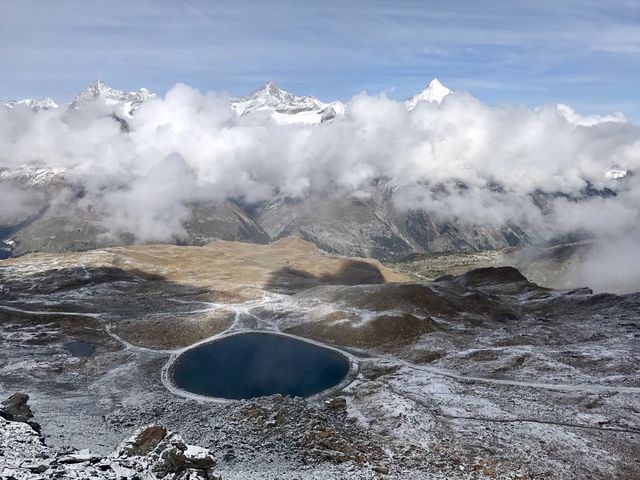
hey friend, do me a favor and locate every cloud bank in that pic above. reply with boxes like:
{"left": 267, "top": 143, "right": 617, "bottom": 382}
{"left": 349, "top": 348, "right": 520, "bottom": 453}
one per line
{"left": 1, "top": 84, "right": 639, "bottom": 291}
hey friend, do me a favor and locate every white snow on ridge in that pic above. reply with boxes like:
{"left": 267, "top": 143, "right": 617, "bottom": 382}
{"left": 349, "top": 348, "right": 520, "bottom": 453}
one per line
{"left": 1, "top": 98, "right": 58, "bottom": 111}
{"left": 406, "top": 78, "right": 452, "bottom": 110}
{"left": 230, "top": 81, "right": 344, "bottom": 125}
{"left": 605, "top": 167, "right": 628, "bottom": 180}
{"left": 3, "top": 78, "right": 632, "bottom": 134}
{"left": 70, "top": 80, "right": 156, "bottom": 118}
{"left": 0, "top": 165, "right": 66, "bottom": 187}
{"left": 556, "top": 104, "right": 627, "bottom": 127}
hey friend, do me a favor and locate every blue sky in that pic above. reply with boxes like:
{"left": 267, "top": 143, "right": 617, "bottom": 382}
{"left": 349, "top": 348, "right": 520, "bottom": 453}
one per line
{"left": 1, "top": 0, "right": 639, "bottom": 118}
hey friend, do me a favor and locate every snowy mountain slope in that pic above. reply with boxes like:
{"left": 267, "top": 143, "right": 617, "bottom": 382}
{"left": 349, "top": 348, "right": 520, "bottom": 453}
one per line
{"left": 406, "top": 78, "right": 452, "bottom": 110}
{"left": 556, "top": 103, "right": 627, "bottom": 126}
{"left": 231, "top": 81, "right": 344, "bottom": 125}
{"left": 69, "top": 80, "right": 155, "bottom": 117}
{"left": 605, "top": 167, "right": 628, "bottom": 179}
{"left": 1, "top": 98, "right": 58, "bottom": 111}
{"left": 0, "top": 165, "right": 65, "bottom": 188}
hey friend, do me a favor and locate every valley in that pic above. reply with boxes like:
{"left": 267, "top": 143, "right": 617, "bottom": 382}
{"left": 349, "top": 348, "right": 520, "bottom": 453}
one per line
{"left": 1, "top": 238, "right": 638, "bottom": 479}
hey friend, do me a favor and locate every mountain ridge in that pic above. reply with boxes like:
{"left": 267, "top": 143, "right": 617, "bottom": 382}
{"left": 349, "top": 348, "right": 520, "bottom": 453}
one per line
{"left": 1, "top": 97, "right": 58, "bottom": 111}
{"left": 69, "top": 79, "right": 156, "bottom": 117}
{"left": 230, "top": 81, "right": 345, "bottom": 124}
{"left": 1, "top": 78, "right": 453, "bottom": 121}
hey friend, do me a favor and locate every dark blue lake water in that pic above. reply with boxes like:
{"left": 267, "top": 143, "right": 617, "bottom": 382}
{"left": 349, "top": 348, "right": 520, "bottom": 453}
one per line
{"left": 65, "top": 340, "right": 96, "bottom": 357}
{"left": 171, "top": 332, "right": 350, "bottom": 400}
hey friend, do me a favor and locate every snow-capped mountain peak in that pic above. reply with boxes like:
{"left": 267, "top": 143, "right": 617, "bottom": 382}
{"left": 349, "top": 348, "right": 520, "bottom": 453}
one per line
{"left": 406, "top": 78, "right": 453, "bottom": 110}
{"left": 1, "top": 98, "right": 58, "bottom": 111}
{"left": 70, "top": 80, "right": 155, "bottom": 116}
{"left": 232, "top": 81, "right": 326, "bottom": 115}
{"left": 231, "top": 81, "right": 344, "bottom": 125}
{"left": 254, "top": 80, "right": 283, "bottom": 98}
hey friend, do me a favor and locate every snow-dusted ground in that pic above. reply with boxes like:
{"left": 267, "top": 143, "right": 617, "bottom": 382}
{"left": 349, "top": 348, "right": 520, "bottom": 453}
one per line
{"left": 0, "top": 250, "right": 638, "bottom": 479}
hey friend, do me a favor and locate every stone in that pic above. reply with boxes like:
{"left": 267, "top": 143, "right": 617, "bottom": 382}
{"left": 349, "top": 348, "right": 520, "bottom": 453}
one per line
{"left": 23, "top": 461, "right": 51, "bottom": 473}
{"left": 56, "top": 452, "right": 101, "bottom": 464}
{"left": 117, "top": 424, "right": 168, "bottom": 457}
{"left": 153, "top": 444, "right": 188, "bottom": 476}
{"left": 184, "top": 445, "right": 216, "bottom": 470}
{"left": 176, "top": 468, "right": 211, "bottom": 480}
{"left": 324, "top": 397, "right": 347, "bottom": 412}
{"left": 1, "top": 392, "right": 34, "bottom": 421}
{"left": 373, "top": 465, "right": 390, "bottom": 474}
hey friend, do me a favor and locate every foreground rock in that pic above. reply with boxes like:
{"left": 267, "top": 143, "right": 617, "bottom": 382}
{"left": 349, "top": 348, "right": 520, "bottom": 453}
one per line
{"left": 0, "top": 392, "right": 41, "bottom": 433}
{"left": 1, "top": 392, "right": 34, "bottom": 420}
{"left": 0, "top": 394, "right": 219, "bottom": 480}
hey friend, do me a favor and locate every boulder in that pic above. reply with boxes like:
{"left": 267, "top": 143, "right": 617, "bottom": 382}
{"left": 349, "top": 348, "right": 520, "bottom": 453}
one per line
{"left": 1, "top": 392, "right": 34, "bottom": 422}
{"left": 115, "top": 425, "right": 217, "bottom": 478}
{"left": 56, "top": 452, "right": 102, "bottom": 464}
{"left": 153, "top": 442, "right": 188, "bottom": 476}
{"left": 325, "top": 397, "right": 347, "bottom": 412}
{"left": 116, "top": 424, "right": 168, "bottom": 457}
{"left": 184, "top": 445, "right": 217, "bottom": 470}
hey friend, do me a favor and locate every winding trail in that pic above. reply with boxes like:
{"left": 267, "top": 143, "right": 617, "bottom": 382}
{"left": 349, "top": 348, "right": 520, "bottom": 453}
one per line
{"left": 388, "top": 386, "right": 640, "bottom": 436}
{"left": 399, "top": 361, "right": 640, "bottom": 394}
{"left": 0, "top": 304, "right": 103, "bottom": 319}
{"left": 2, "top": 301, "right": 640, "bottom": 396}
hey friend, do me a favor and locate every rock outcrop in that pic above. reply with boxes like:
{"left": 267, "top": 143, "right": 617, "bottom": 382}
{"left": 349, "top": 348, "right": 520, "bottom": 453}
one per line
{"left": 0, "top": 392, "right": 41, "bottom": 433}
{"left": 1, "top": 392, "right": 35, "bottom": 421}
{"left": 0, "top": 394, "right": 220, "bottom": 480}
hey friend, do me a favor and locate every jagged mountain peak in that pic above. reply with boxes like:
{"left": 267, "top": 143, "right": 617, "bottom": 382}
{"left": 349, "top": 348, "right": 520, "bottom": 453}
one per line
{"left": 87, "top": 79, "right": 152, "bottom": 95}
{"left": 243, "top": 81, "right": 313, "bottom": 103}
{"left": 427, "top": 78, "right": 445, "bottom": 89}
{"left": 406, "top": 78, "right": 453, "bottom": 110}
{"left": 70, "top": 80, "right": 155, "bottom": 115}
{"left": 231, "top": 82, "right": 342, "bottom": 124}
{"left": 78, "top": 79, "right": 121, "bottom": 98}
{"left": 253, "top": 80, "right": 282, "bottom": 96}
{"left": 91, "top": 79, "right": 108, "bottom": 89}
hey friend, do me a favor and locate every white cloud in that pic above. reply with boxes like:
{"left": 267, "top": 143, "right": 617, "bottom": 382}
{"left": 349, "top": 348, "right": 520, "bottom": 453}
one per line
{"left": 1, "top": 83, "right": 639, "bottom": 290}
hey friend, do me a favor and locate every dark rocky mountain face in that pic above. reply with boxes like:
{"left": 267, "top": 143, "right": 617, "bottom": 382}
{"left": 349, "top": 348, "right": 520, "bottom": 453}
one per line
{"left": 1, "top": 169, "right": 271, "bottom": 256}
{"left": 1, "top": 171, "right": 531, "bottom": 260}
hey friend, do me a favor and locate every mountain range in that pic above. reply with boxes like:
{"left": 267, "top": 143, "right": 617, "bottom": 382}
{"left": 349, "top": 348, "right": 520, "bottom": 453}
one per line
{"left": 0, "top": 79, "right": 629, "bottom": 261}
{"left": 5, "top": 78, "right": 626, "bottom": 128}
{"left": 1, "top": 78, "right": 451, "bottom": 124}
{"left": 0, "top": 169, "right": 531, "bottom": 261}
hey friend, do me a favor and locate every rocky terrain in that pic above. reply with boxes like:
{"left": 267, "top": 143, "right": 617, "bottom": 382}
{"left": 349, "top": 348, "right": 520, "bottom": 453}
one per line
{"left": 1, "top": 237, "right": 638, "bottom": 479}
{"left": 391, "top": 241, "right": 632, "bottom": 294}
{"left": 0, "top": 165, "right": 531, "bottom": 262}
{"left": 1, "top": 393, "right": 220, "bottom": 479}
